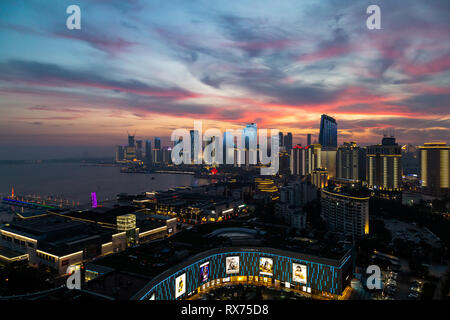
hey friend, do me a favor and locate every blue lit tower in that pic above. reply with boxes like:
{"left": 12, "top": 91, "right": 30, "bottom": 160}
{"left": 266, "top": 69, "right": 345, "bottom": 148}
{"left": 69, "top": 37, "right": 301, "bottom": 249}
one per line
{"left": 319, "top": 114, "right": 337, "bottom": 148}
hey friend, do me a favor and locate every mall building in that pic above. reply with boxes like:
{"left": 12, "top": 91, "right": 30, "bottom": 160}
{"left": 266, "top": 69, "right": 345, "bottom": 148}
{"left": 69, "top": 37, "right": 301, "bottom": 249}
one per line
{"left": 132, "top": 246, "right": 353, "bottom": 300}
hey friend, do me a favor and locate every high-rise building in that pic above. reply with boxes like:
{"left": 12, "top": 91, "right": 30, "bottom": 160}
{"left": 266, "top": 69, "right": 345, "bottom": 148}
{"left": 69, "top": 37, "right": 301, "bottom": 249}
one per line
{"left": 136, "top": 140, "right": 143, "bottom": 160}
{"left": 307, "top": 134, "right": 312, "bottom": 146}
{"left": 128, "top": 134, "right": 135, "bottom": 147}
{"left": 321, "top": 148, "right": 336, "bottom": 178}
{"left": 319, "top": 114, "right": 337, "bottom": 148}
{"left": 306, "top": 144, "right": 322, "bottom": 174}
{"left": 366, "top": 136, "right": 402, "bottom": 191}
{"left": 162, "top": 147, "right": 172, "bottom": 164}
{"left": 154, "top": 137, "right": 161, "bottom": 150}
{"left": 279, "top": 132, "right": 284, "bottom": 147}
{"left": 336, "top": 142, "right": 360, "bottom": 181}
{"left": 189, "top": 130, "right": 200, "bottom": 164}
{"left": 115, "top": 145, "right": 124, "bottom": 162}
{"left": 284, "top": 133, "right": 293, "bottom": 151}
{"left": 243, "top": 123, "right": 257, "bottom": 150}
{"left": 145, "top": 140, "right": 152, "bottom": 164}
{"left": 279, "top": 149, "right": 290, "bottom": 175}
{"left": 321, "top": 187, "right": 370, "bottom": 239}
{"left": 290, "top": 145, "right": 306, "bottom": 176}
{"left": 418, "top": 142, "right": 450, "bottom": 197}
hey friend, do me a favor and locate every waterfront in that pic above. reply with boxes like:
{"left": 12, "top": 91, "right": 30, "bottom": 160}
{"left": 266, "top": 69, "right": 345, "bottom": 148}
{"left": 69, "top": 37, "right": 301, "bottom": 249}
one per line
{"left": 0, "top": 162, "right": 209, "bottom": 205}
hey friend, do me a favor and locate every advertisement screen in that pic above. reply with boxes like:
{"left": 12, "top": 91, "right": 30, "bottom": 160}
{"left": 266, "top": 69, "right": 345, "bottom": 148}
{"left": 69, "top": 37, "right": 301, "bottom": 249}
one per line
{"left": 226, "top": 256, "right": 239, "bottom": 274}
{"left": 199, "top": 262, "right": 210, "bottom": 283}
{"left": 175, "top": 273, "right": 186, "bottom": 298}
{"left": 292, "top": 263, "right": 307, "bottom": 284}
{"left": 259, "top": 257, "right": 273, "bottom": 276}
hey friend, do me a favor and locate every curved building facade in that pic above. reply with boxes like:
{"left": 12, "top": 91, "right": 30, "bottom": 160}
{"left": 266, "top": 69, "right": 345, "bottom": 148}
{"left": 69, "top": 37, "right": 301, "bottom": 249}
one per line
{"left": 132, "top": 247, "right": 353, "bottom": 300}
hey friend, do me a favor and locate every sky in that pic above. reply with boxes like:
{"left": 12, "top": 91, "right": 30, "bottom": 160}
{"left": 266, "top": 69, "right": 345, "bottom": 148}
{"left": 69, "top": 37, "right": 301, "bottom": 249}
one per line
{"left": 0, "top": 0, "right": 449, "bottom": 159}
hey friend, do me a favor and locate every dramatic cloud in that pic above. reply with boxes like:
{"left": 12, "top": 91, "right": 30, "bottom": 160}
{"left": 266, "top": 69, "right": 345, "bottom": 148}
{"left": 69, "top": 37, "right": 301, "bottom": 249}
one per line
{"left": 0, "top": 0, "right": 449, "bottom": 149}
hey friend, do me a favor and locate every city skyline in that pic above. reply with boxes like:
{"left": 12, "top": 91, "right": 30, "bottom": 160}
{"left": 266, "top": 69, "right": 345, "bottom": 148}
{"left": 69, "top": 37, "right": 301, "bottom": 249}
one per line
{"left": 0, "top": 0, "right": 449, "bottom": 160}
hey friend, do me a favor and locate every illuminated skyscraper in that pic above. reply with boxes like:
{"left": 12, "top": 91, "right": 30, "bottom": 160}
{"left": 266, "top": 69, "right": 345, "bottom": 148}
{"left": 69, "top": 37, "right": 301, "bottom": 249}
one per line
{"left": 319, "top": 114, "right": 337, "bottom": 148}
{"left": 366, "top": 136, "right": 402, "bottom": 191}
{"left": 321, "top": 148, "right": 336, "bottom": 178}
{"left": 336, "top": 142, "right": 360, "bottom": 181}
{"left": 306, "top": 144, "right": 322, "bottom": 174}
{"left": 418, "top": 142, "right": 450, "bottom": 197}
{"left": 290, "top": 145, "right": 306, "bottom": 176}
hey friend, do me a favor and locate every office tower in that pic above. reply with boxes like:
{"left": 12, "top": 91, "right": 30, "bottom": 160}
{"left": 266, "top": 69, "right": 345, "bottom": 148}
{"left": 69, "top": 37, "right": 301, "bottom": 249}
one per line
{"left": 307, "top": 134, "right": 312, "bottom": 146}
{"left": 321, "top": 148, "right": 336, "bottom": 178}
{"left": 279, "top": 132, "right": 284, "bottom": 147}
{"left": 145, "top": 140, "right": 152, "bottom": 164}
{"left": 321, "top": 187, "right": 370, "bottom": 239}
{"left": 162, "top": 147, "right": 172, "bottom": 164}
{"left": 319, "top": 114, "right": 337, "bottom": 148}
{"left": 290, "top": 145, "right": 306, "bottom": 176}
{"left": 311, "top": 168, "right": 328, "bottom": 189}
{"left": 128, "top": 133, "right": 135, "bottom": 147}
{"left": 136, "top": 140, "right": 143, "bottom": 160}
{"left": 223, "top": 131, "right": 234, "bottom": 165}
{"left": 154, "top": 137, "right": 161, "bottom": 150}
{"left": 279, "top": 149, "right": 290, "bottom": 175}
{"left": 243, "top": 123, "right": 257, "bottom": 149}
{"left": 115, "top": 145, "right": 124, "bottom": 162}
{"left": 418, "top": 142, "right": 450, "bottom": 197}
{"left": 336, "top": 142, "right": 360, "bottom": 181}
{"left": 366, "top": 135, "right": 402, "bottom": 191}
{"left": 284, "top": 132, "right": 293, "bottom": 151}
{"left": 189, "top": 130, "right": 200, "bottom": 164}
{"left": 306, "top": 144, "right": 322, "bottom": 174}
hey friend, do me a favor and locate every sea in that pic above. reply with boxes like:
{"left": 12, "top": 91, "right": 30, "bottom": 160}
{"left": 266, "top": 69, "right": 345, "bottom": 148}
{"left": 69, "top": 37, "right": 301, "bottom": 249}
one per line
{"left": 0, "top": 162, "right": 209, "bottom": 205}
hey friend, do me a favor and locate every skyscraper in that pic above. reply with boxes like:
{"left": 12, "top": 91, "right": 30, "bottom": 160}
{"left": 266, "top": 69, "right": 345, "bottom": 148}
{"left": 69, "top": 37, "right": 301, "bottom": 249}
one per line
{"left": 154, "top": 137, "right": 161, "bottom": 150}
{"left": 115, "top": 145, "right": 124, "bottom": 162}
{"left": 336, "top": 142, "right": 360, "bottom": 181}
{"left": 145, "top": 140, "right": 152, "bottom": 165}
{"left": 318, "top": 114, "right": 337, "bottom": 148}
{"left": 306, "top": 144, "right": 322, "bottom": 174}
{"left": 290, "top": 145, "right": 306, "bottom": 176}
{"left": 128, "top": 133, "right": 135, "bottom": 147}
{"left": 307, "top": 134, "right": 312, "bottom": 146}
{"left": 190, "top": 130, "right": 200, "bottom": 164}
{"left": 418, "top": 142, "right": 450, "bottom": 197}
{"left": 279, "top": 132, "right": 284, "bottom": 147}
{"left": 136, "top": 140, "right": 143, "bottom": 160}
{"left": 284, "top": 132, "right": 293, "bottom": 151}
{"left": 366, "top": 136, "right": 402, "bottom": 191}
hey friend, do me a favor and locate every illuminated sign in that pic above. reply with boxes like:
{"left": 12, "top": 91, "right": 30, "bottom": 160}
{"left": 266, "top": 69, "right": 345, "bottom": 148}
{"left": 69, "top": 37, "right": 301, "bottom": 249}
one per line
{"left": 175, "top": 273, "right": 186, "bottom": 298}
{"left": 293, "top": 263, "right": 307, "bottom": 284}
{"left": 199, "top": 262, "right": 210, "bottom": 283}
{"left": 226, "top": 256, "right": 239, "bottom": 274}
{"left": 259, "top": 257, "right": 273, "bottom": 276}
